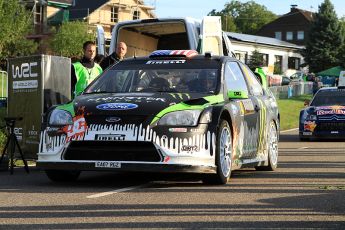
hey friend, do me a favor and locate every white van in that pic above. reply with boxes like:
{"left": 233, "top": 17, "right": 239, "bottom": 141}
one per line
{"left": 97, "top": 16, "right": 234, "bottom": 58}
{"left": 338, "top": 71, "right": 345, "bottom": 86}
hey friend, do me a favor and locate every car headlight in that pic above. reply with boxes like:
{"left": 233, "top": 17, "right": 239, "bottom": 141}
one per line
{"left": 49, "top": 109, "right": 73, "bottom": 126}
{"left": 158, "top": 110, "right": 202, "bottom": 126}
{"left": 306, "top": 114, "right": 317, "bottom": 121}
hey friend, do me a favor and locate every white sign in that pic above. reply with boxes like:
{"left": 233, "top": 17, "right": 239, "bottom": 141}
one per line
{"left": 13, "top": 80, "right": 38, "bottom": 89}
{"left": 12, "top": 62, "right": 38, "bottom": 78}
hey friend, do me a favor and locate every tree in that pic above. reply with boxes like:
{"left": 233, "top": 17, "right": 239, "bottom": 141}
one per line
{"left": 338, "top": 17, "right": 345, "bottom": 67}
{"left": 248, "top": 49, "right": 263, "bottom": 71}
{"left": 208, "top": 0, "right": 277, "bottom": 34}
{"left": 0, "top": 0, "right": 37, "bottom": 63}
{"left": 302, "top": 0, "right": 344, "bottom": 73}
{"left": 50, "top": 21, "right": 95, "bottom": 58}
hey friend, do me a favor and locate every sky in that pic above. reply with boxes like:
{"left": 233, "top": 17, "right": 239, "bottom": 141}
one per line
{"left": 151, "top": 0, "right": 345, "bottom": 19}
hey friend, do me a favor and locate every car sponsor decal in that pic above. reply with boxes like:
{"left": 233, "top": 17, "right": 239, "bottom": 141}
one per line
{"left": 304, "top": 121, "right": 317, "bottom": 132}
{"left": 146, "top": 60, "right": 186, "bottom": 65}
{"left": 96, "top": 103, "right": 138, "bottom": 111}
{"left": 316, "top": 106, "right": 345, "bottom": 116}
{"left": 240, "top": 100, "right": 255, "bottom": 115}
{"left": 236, "top": 121, "right": 260, "bottom": 158}
{"left": 88, "top": 96, "right": 166, "bottom": 103}
{"left": 257, "top": 99, "right": 267, "bottom": 155}
{"left": 62, "top": 114, "right": 87, "bottom": 142}
{"left": 169, "top": 93, "right": 191, "bottom": 100}
{"left": 41, "top": 122, "right": 216, "bottom": 157}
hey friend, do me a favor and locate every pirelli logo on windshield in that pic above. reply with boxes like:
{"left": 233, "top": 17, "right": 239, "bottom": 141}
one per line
{"left": 146, "top": 60, "right": 186, "bottom": 64}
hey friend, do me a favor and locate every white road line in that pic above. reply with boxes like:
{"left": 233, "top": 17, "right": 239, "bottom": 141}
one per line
{"left": 280, "top": 128, "right": 298, "bottom": 133}
{"left": 298, "top": 147, "right": 309, "bottom": 149}
{"left": 86, "top": 184, "right": 148, "bottom": 199}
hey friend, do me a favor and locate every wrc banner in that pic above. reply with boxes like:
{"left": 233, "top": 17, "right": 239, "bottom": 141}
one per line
{"left": 7, "top": 55, "right": 71, "bottom": 159}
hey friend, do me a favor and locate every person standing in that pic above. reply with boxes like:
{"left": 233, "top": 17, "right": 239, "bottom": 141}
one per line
{"left": 71, "top": 41, "right": 103, "bottom": 98}
{"left": 100, "top": 42, "right": 127, "bottom": 70}
{"left": 312, "top": 76, "right": 322, "bottom": 95}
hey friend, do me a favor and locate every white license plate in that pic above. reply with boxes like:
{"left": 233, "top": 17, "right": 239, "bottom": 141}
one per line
{"left": 95, "top": 161, "right": 121, "bottom": 168}
{"left": 303, "top": 132, "right": 312, "bottom": 136}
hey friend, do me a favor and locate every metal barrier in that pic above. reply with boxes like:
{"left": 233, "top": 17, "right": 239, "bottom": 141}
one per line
{"left": 0, "top": 71, "right": 8, "bottom": 107}
{"left": 269, "top": 82, "right": 313, "bottom": 99}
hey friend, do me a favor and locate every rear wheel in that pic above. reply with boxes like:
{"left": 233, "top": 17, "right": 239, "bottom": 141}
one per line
{"left": 203, "top": 119, "right": 232, "bottom": 185}
{"left": 45, "top": 170, "right": 81, "bottom": 182}
{"left": 256, "top": 121, "right": 278, "bottom": 171}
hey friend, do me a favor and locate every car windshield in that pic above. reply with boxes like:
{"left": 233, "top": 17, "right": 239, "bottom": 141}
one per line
{"left": 85, "top": 68, "right": 218, "bottom": 94}
{"left": 311, "top": 89, "right": 345, "bottom": 106}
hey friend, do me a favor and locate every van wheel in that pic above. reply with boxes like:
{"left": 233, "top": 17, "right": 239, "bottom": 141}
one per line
{"left": 45, "top": 170, "right": 81, "bottom": 182}
{"left": 256, "top": 121, "right": 278, "bottom": 171}
{"left": 203, "top": 119, "right": 232, "bottom": 185}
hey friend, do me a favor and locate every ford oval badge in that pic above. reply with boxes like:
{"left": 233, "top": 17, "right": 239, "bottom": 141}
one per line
{"left": 96, "top": 103, "right": 138, "bottom": 111}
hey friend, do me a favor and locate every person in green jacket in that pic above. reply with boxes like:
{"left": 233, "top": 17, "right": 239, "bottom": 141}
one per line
{"left": 71, "top": 41, "right": 103, "bottom": 98}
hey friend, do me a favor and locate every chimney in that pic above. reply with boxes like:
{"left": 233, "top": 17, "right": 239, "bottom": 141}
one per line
{"left": 291, "top": 4, "right": 298, "bottom": 11}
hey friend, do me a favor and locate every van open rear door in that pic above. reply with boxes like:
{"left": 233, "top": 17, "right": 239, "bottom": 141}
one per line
{"left": 200, "top": 16, "right": 223, "bottom": 55}
{"left": 96, "top": 25, "right": 105, "bottom": 56}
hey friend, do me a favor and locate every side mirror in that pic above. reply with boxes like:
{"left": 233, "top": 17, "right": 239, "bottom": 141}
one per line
{"left": 304, "top": 100, "right": 310, "bottom": 107}
{"left": 228, "top": 90, "right": 249, "bottom": 99}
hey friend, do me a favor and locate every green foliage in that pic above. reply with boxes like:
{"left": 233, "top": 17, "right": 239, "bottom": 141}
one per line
{"left": 208, "top": 0, "right": 277, "bottom": 34}
{"left": 302, "top": 0, "right": 344, "bottom": 73}
{"left": 50, "top": 21, "right": 95, "bottom": 57}
{"left": 248, "top": 49, "right": 263, "bottom": 71}
{"left": 0, "top": 0, "right": 37, "bottom": 63}
{"left": 277, "top": 95, "right": 313, "bottom": 130}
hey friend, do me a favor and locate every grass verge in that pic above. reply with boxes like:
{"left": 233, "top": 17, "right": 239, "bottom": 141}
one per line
{"left": 277, "top": 94, "right": 313, "bottom": 131}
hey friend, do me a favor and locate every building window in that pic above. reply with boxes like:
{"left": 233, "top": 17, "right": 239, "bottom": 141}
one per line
{"left": 111, "top": 7, "right": 119, "bottom": 23}
{"left": 275, "top": 32, "right": 282, "bottom": 40}
{"left": 260, "top": 53, "right": 269, "bottom": 67}
{"left": 286, "top": 31, "right": 293, "bottom": 41}
{"left": 235, "top": 51, "right": 247, "bottom": 63}
{"left": 297, "top": 31, "right": 304, "bottom": 40}
{"left": 133, "top": 10, "right": 140, "bottom": 20}
{"left": 274, "top": 55, "right": 283, "bottom": 74}
{"left": 288, "top": 57, "right": 301, "bottom": 70}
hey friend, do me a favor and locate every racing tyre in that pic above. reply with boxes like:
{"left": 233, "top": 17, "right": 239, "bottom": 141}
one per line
{"left": 45, "top": 170, "right": 81, "bottom": 182}
{"left": 203, "top": 119, "right": 232, "bottom": 185}
{"left": 255, "top": 121, "right": 278, "bottom": 171}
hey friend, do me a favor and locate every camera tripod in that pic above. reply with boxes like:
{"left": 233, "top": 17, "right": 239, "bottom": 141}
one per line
{"left": 0, "top": 117, "right": 29, "bottom": 174}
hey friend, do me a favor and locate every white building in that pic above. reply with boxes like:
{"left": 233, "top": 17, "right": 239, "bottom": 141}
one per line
{"left": 227, "top": 32, "right": 305, "bottom": 77}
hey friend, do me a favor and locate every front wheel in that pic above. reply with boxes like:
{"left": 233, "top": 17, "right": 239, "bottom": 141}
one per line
{"left": 203, "top": 119, "right": 232, "bottom": 185}
{"left": 45, "top": 170, "right": 81, "bottom": 182}
{"left": 256, "top": 121, "right": 278, "bottom": 171}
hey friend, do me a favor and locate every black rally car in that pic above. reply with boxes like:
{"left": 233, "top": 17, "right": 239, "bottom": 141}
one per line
{"left": 37, "top": 50, "right": 280, "bottom": 184}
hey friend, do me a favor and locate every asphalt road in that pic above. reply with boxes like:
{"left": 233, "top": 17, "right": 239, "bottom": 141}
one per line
{"left": 0, "top": 129, "right": 344, "bottom": 229}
